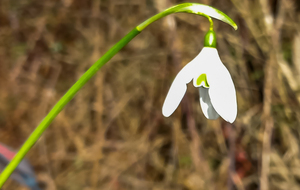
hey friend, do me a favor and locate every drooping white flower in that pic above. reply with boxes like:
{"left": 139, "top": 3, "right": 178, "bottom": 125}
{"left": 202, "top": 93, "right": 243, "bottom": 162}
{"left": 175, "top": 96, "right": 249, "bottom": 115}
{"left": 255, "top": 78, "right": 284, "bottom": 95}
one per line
{"left": 162, "top": 30, "right": 237, "bottom": 123}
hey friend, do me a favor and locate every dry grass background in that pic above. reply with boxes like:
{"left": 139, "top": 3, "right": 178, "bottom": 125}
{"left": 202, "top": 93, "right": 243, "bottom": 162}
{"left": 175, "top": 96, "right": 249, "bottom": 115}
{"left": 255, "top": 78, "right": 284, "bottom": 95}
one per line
{"left": 0, "top": 0, "right": 300, "bottom": 189}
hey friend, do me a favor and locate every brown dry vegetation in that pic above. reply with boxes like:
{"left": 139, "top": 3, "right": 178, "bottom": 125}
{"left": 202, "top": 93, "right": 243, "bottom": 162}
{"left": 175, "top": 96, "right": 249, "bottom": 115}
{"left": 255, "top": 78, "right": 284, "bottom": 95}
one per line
{"left": 0, "top": 0, "right": 300, "bottom": 189}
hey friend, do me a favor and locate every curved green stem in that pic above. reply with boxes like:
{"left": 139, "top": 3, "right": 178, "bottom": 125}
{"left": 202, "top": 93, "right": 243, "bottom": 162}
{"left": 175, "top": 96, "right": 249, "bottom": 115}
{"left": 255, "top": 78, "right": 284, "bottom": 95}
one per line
{"left": 0, "top": 28, "right": 140, "bottom": 187}
{"left": 0, "top": 3, "right": 237, "bottom": 187}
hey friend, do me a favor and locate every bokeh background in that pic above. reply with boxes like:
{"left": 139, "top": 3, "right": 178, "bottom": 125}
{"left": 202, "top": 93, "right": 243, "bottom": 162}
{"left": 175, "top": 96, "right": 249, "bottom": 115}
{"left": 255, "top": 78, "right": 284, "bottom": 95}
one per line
{"left": 0, "top": 0, "right": 300, "bottom": 189}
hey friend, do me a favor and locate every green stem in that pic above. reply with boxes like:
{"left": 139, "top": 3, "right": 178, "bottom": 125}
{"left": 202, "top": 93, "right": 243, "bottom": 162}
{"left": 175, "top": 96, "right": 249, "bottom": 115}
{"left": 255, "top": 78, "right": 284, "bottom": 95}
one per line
{"left": 0, "top": 28, "right": 140, "bottom": 187}
{"left": 0, "top": 3, "right": 237, "bottom": 187}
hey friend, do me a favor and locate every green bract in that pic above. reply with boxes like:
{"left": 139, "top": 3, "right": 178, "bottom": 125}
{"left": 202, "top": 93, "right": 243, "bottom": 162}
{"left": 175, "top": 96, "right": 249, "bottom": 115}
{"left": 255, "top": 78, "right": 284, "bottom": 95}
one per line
{"left": 137, "top": 3, "right": 238, "bottom": 31}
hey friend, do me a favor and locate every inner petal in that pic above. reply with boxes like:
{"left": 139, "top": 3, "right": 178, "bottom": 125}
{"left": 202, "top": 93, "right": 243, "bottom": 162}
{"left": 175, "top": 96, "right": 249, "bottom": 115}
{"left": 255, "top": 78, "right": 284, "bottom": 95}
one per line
{"left": 199, "top": 87, "right": 219, "bottom": 120}
{"left": 194, "top": 73, "right": 209, "bottom": 88}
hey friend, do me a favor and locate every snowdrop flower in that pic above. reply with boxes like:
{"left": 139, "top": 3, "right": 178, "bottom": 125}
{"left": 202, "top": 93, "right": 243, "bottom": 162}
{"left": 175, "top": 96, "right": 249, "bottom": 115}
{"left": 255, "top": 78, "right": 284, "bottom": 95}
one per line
{"left": 162, "top": 30, "right": 237, "bottom": 123}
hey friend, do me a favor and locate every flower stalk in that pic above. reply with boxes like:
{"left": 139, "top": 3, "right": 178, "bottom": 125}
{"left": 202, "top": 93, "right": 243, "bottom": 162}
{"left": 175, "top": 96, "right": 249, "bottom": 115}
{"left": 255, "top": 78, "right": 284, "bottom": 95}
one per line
{"left": 0, "top": 3, "right": 237, "bottom": 187}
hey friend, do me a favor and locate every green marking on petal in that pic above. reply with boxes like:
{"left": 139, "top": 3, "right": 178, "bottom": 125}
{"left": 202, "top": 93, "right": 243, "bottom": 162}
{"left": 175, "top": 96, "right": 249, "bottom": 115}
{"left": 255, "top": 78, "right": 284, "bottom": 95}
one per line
{"left": 196, "top": 74, "right": 209, "bottom": 87}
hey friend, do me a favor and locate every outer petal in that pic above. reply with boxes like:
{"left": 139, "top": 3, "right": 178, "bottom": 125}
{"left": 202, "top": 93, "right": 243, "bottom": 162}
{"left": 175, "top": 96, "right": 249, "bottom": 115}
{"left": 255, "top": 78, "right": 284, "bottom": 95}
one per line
{"left": 205, "top": 48, "right": 237, "bottom": 123}
{"left": 162, "top": 54, "right": 200, "bottom": 117}
{"left": 199, "top": 87, "right": 219, "bottom": 119}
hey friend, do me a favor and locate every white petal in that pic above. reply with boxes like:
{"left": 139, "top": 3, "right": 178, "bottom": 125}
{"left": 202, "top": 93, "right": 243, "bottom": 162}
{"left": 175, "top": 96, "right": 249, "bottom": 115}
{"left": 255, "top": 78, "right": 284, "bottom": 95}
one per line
{"left": 199, "top": 87, "right": 219, "bottom": 119}
{"left": 162, "top": 55, "right": 199, "bottom": 117}
{"left": 162, "top": 80, "right": 187, "bottom": 117}
{"left": 192, "top": 48, "right": 217, "bottom": 87}
{"left": 205, "top": 48, "right": 237, "bottom": 123}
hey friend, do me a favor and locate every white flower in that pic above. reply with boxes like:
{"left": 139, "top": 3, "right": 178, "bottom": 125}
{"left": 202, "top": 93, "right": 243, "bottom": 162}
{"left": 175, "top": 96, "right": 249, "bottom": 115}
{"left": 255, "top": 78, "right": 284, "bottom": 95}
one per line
{"left": 162, "top": 47, "right": 237, "bottom": 123}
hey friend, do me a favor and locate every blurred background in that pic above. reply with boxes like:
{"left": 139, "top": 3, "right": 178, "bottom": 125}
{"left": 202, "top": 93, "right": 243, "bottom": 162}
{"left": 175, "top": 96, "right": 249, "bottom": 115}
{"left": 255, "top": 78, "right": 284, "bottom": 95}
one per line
{"left": 0, "top": 0, "right": 300, "bottom": 189}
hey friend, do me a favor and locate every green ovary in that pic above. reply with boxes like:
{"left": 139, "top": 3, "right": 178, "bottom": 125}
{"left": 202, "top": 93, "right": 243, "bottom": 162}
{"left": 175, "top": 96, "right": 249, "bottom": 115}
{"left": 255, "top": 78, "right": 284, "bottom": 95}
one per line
{"left": 196, "top": 74, "right": 209, "bottom": 87}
